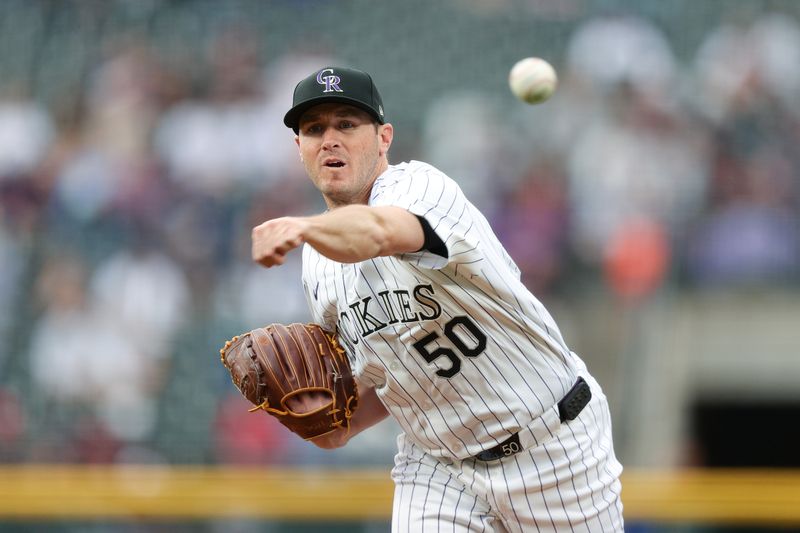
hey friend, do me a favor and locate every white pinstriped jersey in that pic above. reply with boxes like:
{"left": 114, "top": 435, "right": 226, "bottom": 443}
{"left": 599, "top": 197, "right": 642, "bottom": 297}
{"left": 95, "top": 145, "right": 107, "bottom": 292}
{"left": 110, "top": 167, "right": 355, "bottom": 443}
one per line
{"left": 302, "top": 160, "right": 583, "bottom": 459}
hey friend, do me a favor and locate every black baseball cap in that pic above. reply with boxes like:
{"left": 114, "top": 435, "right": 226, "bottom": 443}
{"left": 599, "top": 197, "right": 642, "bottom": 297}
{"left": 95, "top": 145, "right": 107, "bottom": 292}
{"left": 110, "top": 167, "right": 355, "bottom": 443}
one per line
{"left": 283, "top": 66, "right": 386, "bottom": 133}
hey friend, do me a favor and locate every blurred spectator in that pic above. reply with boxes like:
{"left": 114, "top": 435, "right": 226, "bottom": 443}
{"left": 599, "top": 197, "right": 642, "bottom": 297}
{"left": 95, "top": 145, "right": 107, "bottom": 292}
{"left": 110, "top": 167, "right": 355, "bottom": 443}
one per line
{"left": 154, "top": 23, "right": 289, "bottom": 194}
{"left": 160, "top": 192, "right": 231, "bottom": 308}
{"left": 420, "top": 90, "right": 513, "bottom": 210}
{"left": 603, "top": 217, "right": 670, "bottom": 302}
{"left": 83, "top": 39, "right": 167, "bottom": 163}
{"left": 0, "top": 171, "right": 49, "bottom": 237}
{"left": 0, "top": 96, "right": 55, "bottom": 179}
{"left": 566, "top": 15, "right": 677, "bottom": 94}
{"left": 566, "top": 84, "right": 710, "bottom": 264}
{"left": 692, "top": 14, "right": 800, "bottom": 126}
{"left": 28, "top": 252, "right": 163, "bottom": 452}
{"left": 52, "top": 148, "right": 126, "bottom": 223}
{"left": 89, "top": 231, "right": 191, "bottom": 360}
{"left": 750, "top": 14, "right": 800, "bottom": 116}
{"left": 492, "top": 157, "right": 570, "bottom": 295}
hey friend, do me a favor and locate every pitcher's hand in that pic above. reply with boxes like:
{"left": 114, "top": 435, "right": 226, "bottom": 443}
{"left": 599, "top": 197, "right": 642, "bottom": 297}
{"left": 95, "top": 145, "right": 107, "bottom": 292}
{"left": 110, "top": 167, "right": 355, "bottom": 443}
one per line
{"left": 252, "top": 217, "right": 308, "bottom": 267}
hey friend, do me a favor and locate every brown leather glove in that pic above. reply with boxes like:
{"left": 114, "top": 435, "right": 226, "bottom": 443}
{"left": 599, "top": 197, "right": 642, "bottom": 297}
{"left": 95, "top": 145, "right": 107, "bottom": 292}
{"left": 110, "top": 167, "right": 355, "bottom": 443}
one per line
{"left": 220, "top": 323, "right": 358, "bottom": 440}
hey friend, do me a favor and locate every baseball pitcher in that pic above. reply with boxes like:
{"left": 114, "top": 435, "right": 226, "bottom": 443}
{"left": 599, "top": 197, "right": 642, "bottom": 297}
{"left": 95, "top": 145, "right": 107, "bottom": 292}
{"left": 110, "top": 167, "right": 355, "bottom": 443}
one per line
{"left": 228, "top": 66, "right": 624, "bottom": 532}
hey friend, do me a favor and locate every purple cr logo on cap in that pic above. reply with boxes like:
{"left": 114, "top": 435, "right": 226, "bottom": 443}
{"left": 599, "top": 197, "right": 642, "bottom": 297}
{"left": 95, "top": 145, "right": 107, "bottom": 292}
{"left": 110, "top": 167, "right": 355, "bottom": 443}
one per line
{"left": 316, "top": 68, "right": 343, "bottom": 93}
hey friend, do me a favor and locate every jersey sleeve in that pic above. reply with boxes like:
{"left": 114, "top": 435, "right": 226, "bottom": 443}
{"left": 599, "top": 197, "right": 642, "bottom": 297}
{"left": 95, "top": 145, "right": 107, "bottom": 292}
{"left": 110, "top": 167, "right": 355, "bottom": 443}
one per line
{"left": 370, "top": 161, "right": 481, "bottom": 270}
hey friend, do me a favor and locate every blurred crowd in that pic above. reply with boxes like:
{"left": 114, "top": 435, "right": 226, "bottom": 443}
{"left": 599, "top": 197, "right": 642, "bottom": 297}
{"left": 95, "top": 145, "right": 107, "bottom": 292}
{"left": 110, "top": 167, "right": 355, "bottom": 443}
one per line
{"left": 1, "top": 12, "right": 799, "bottom": 467}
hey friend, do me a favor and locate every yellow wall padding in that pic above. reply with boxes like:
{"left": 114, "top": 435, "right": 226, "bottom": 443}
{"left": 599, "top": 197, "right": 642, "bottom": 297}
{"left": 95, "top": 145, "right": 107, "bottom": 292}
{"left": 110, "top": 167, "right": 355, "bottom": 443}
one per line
{"left": 0, "top": 466, "right": 798, "bottom": 525}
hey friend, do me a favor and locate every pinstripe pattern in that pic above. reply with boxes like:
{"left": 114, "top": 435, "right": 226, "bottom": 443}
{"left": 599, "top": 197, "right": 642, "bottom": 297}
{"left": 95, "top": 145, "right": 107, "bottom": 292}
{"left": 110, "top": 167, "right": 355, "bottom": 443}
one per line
{"left": 390, "top": 372, "right": 623, "bottom": 532}
{"left": 301, "top": 161, "right": 623, "bottom": 530}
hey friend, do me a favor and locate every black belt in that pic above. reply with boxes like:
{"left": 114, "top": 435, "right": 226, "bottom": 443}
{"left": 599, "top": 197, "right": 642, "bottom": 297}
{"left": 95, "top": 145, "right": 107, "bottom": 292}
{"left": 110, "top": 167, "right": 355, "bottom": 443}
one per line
{"left": 473, "top": 377, "right": 591, "bottom": 462}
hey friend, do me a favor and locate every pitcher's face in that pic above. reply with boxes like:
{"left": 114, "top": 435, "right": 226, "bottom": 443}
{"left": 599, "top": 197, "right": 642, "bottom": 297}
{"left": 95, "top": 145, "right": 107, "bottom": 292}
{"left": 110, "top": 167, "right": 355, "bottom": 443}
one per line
{"left": 296, "top": 103, "right": 393, "bottom": 207}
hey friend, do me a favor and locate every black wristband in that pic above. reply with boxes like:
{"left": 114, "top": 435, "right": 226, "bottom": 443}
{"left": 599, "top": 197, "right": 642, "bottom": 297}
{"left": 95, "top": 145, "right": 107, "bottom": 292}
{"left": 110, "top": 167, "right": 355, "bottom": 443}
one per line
{"left": 415, "top": 215, "right": 448, "bottom": 258}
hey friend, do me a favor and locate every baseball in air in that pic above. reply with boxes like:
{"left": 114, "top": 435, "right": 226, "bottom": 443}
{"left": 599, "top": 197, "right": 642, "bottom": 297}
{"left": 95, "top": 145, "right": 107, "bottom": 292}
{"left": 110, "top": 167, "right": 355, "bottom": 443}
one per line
{"left": 508, "top": 57, "right": 557, "bottom": 104}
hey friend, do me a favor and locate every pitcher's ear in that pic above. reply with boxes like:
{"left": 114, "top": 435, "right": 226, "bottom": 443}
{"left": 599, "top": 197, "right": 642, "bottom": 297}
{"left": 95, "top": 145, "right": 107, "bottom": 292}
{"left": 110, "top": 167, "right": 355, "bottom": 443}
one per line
{"left": 378, "top": 122, "right": 394, "bottom": 156}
